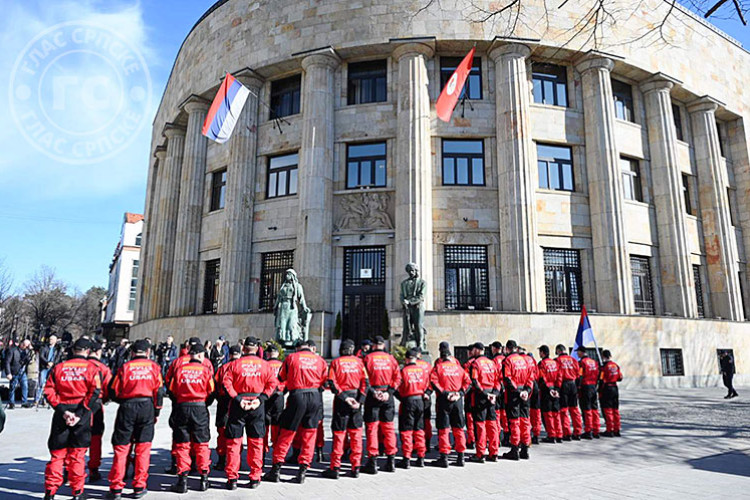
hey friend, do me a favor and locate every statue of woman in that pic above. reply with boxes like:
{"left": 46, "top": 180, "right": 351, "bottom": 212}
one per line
{"left": 273, "top": 269, "right": 311, "bottom": 345}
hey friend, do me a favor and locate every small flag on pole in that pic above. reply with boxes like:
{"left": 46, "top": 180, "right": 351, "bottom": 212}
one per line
{"left": 572, "top": 305, "right": 601, "bottom": 362}
{"left": 435, "top": 47, "right": 475, "bottom": 122}
{"left": 202, "top": 73, "right": 250, "bottom": 144}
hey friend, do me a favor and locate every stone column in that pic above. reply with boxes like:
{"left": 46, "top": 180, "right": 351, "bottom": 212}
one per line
{"left": 576, "top": 55, "right": 632, "bottom": 314}
{"left": 153, "top": 123, "right": 185, "bottom": 318}
{"left": 489, "top": 43, "right": 544, "bottom": 312}
{"left": 218, "top": 72, "right": 263, "bottom": 314}
{"left": 296, "top": 50, "right": 339, "bottom": 312}
{"left": 137, "top": 145, "right": 166, "bottom": 322}
{"left": 640, "top": 76, "right": 696, "bottom": 317}
{"left": 169, "top": 96, "right": 210, "bottom": 316}
{"left": 393, "top": 42, "right": 434, "bottom": 309}
{"left": 687, "top": 97, "right": 743, "bottom": 320}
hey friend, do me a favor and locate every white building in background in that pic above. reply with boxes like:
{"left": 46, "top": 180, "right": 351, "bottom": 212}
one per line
{"left": 102, "top": 212, "right": 143, "bottom": 339}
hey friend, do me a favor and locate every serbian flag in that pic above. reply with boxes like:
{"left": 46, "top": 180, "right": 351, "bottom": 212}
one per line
{"left": 435, "top": 47, "right": 475, "bottom": 122}
{"left": 572, "top": 305, "right": 602, "bottom": 362}
{"left": 202, "top": 73, "right": 250, "bottom": 144}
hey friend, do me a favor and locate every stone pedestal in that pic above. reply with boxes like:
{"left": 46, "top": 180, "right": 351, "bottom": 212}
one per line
{"left": 137, "top": 145, "right": 166, "bottom": 322}
{"left": 489, "top": 43, "right": 544, "bottom": 312}
{"left": 576, "top": 54, "right": 632, "bottom": 314}
{"left": 641, "top": 76, "right": 696, "bottom": 317}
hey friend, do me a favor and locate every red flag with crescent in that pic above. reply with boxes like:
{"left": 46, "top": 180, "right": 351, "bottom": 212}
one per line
{"left": 435, "top": 47, "right": 475, "bottom": 122}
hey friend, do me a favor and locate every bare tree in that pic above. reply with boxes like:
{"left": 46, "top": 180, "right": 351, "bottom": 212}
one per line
{"left": 73, "top": 286, "right": 106, "bottom": 334}
{"left": 0, "top": 257, "right": 13, "bottom": 307}
{"left": 23, "top": 266, "right": 75, "bottom": 339}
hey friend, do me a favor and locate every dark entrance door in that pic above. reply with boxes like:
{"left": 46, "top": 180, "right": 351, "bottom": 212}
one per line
{"left": 343, "top": 246, "right": 386, "bottom": 347}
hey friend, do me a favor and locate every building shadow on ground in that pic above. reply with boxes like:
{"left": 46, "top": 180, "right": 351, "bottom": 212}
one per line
{"left": 687, "top": 450, "right": 750, "bottom": 478}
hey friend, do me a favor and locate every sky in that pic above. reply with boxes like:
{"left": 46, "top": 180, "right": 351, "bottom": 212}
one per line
{"left": 0, "top": 0, "right": 748, "bottom": 295}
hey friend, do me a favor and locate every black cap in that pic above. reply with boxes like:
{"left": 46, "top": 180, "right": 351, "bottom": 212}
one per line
{"left": 305, "top": 339, "right": 317, "bottom": 348}
{"left": 538, "top": 345, "right": 550, "bottom": 355}
{"left": 556, "top": 344, "right": 567, "bottom": 353}
{"left": 505, "top": 339, "right": 517, "bottom": 350}
{"left": 90, "top": 340, "right": 103, "bottom": 352}
{"left": 341, "top": 339, "right": 355, "bottom": 350}
{"left": 265, "top": 343, "right": 279, "bottom": 353}
{"left": 406, "top": 348, "right": 418, "bottom": 359}
{"left": 229, "top": 345, "right": 242, "bottom": 355}
{"left": 244, "top": 336, "right": 260, "bottom": 347}
{"left": 602, "top": 349, "right": 611, "bottom": 358}
{"left": 490, "top": 341, "right": 503, "bottom": 350}
{"left": 374, "top": 336, "right": 385, "bottom": 344}
{"left": 188, "top": 337, "right": 201, "bottom": 346}
{"left": 575, "top": 345, "right": 586, "bottom": 352}
{"left": 472, "top": 342, "right": 485, "bottom": 351}
{"left": 189, "top": 343, "right": 206, "bottom": 355}
{"left": 439, "top": 341, "right": 450, "bottom": 351}
{"left": 132, "top": 339, "right": 150, "bottom": 353}
{"left": 361, "top": 339, "right": 372, "bottom": 346}
{"left": 73, "top": 338, "right": 91, "bottom": 351}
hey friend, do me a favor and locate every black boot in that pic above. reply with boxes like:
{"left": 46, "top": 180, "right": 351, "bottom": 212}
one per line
{"left": 350, "top": 467, "right": 360, "bottom": 478}
{"left": 226, "top": 479, "right": 237, "bottom": 491}
{"left": 287, "top": 448, "right": 300, "bottom": 465}
{"left": 455, "top": 452, "right": 465, "bottom": 467}
{"left": 171, "top": 474, "right": 188, "bottom": 494}
{"left": 383, "top": 455, "right": 396, "bottom": 472}
{"left": 555, "top": 438, "right": 563, "bottom": 443}
{"left": 322, "top": 467, "right": 340, "bottom": 479}
{"left": 468, "top": 454, "right": 485, "bottom": 463}
{"left": 502, "top": 446, "right": 520, "bottom": 461}
{"left": 542, "top": 437, "right": 556, "bottom": 443}
{"left": 262, "top": 463, "right": 281, "bottom": 483}
{"left": 44, "top": 491, "right": 55, "bottom": 500}
{"left": 213, "top": 455, "right": 226, "bottom": 471}
{"left": 199, "top": 474, "right": 209, "bottom": 491}
{"left": 614, "top": 430, "right": 621, "bottom": 437}
{"left": 415, "top": 457, "right": 425, "bottom": 468}
{"left": 519, "top": 445, "right": 529, "bottom": 460}
{"left": 486, "top": 454, "right": 497, "bottom": 462}
{"left": 71, "top": 491, "right": 86, "bottom": 500}
{"left": 465, "top": 441, "right": 475, "bottom": 450}
{"left": 295, "top": 465, "right": 307, "bottom": 484}
{"left": 431, "top": 454, "right": 449, "bottom": 468}
{"left": 248, "top": 479, "right": 259, "bottom": 489}
{"left": 164, "top": 456, "right": 177, "bottom": 474}
{"left": 532, "top": 436, "right": 539, "bottom": 445}
{"left": 581, "top": 432, "right": 593, "bottom": 440}
{"left": 563, "top": 435, "right": 572, "bottom": 442}
{"left": 572, "top": 434, "right": 581, "bottom": 441}
{"left": 397, "top": 457, "right": 410, "bottom": 469}
{"left": 362, "top": 457, "right": 378, "bottom": 475}
{"left": 107, "top": 490, "right": 122, "bottom": 500}
{"left": 593, "top": 433, "right": 600, "bottom": 439}
{"left": 132, "top": 487, "right": 147, "bottom": 499}
{"left": 602, "top": 431, "right": 614, "bottom": 437}
{"left": 89, "top": 468, "right": 101, "bottom": 482}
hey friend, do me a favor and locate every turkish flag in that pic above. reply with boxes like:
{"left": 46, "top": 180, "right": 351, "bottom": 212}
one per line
{"left": 435, "top": 47, "right": 475, "bottom": 122}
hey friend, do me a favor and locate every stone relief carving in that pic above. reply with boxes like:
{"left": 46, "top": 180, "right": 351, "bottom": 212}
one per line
{"left": 335, "top": 192, "right": 393, "bottom": 231}
{"left": 433, "top": 232, "right": 500, "bottom": 244}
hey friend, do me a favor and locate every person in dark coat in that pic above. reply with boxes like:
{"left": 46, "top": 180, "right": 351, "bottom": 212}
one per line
{"left": 36, "top": 334, "right": 63, "bottom": 406}
{"left": 720, "top": 353, "right": 739, "bottom": 399}
{"left": 5, "top": 339, "right": 33, "bottom": 408}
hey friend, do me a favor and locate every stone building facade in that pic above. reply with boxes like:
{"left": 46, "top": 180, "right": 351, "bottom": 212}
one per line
{"left": 133, "top": 0, "right": 750, "bottom": 387}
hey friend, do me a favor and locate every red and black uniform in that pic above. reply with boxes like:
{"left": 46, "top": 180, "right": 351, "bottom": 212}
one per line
{"left": 492, "top": 354, "right": 509, "bottom": 436}
{"left": 600, "top": 360, "right": 623, "bottom": 434}
{"left": 327, "top": 355, "right": 368, "bottom": 470}
{"left": 264, "top": 358, "right": 284, "bottom": 453}
{"left": 169, "top": 359, "right": 215, "bottom": 476}
{"left": 397, "top": 361, "right": 431, "bottom": 460}
{"left": 213, "top": 359, "right": 235, "bottom": 464}
{"left": 463, "top": 357, "right": 477, "bottom": 447}
{"left": 108, "top": 356, "right": 163, "bottom": 494}
{"left": 469, "top": 355, "right": 501, "bottom": 458}
{"left": 502, "top": 353, "right": 533, "bottom": 448}
{"left": 556, "top": 353, "right": 583, "bottom": 437}
{"left": 415, "top": 358, "right": 433, "bottom": 446}
{"left": 88, "top": 356, "right": 112, "bottom": 473}
{"left": 524, "top": 354, "right": 542, "bottom": 439}
{"left": 363, "top": 349, "right": 401, "bottom": 458}
{"left": 430, "top": 357, "right": 471, "bottom": 454}
{"left": 578, "top": 355, "right": 601, "bottom": 436}
{"left": 271, "top": 349, "right": 328, "bottom": 467}
{"left": 222, "top": 354, "right": 278, "bottom": 481}
{"left": 43, "top": 356, "right": 101, "bottom": 497}
{"left": 537, "top": 357, "right": 563, "bottom": 439}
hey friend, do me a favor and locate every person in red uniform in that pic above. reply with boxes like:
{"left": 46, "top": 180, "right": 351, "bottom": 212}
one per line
{"left": 263, "top": 339, "right": 328, "bottom": 484}
{"left": 576, "top": 346, "right": 601, "bottom": 439}
{"left": 555, "top": 344, "right": 583, "bottom": 441}
{"left": 323, "top": 339, "right": 368, "bottom": 479}
{"left": 537, "top": 345, "right": 563, "bottom": 443}
{"left": 490, "top": 341, "right": 509, "bottom": 447}
{"left": 502, "top": 340, "right": 534, "bottom": 461}
{"left": 599, "top": 349, "right": 623, "bottom": 437}
{"left": 522, "top": 348, "right": 542, "bottom": 445}
{"left": 361, "top": 335, "right": 401, "bottom": 474}
{"left": 415, "top": 351, "right": 433, "bottom": 452}
{"left": 463, "top": 351, "right": 477, "bottom": 451}
{"left": 430, "top": 341, "right": 471, "bottom": 468}
{"left": 466, "top": 342, "right": 501, "bottom": 462}
{"left": 396, "top": 348, "right": 431, "bottom": 469}
{"left": 213, "top": 345, "right": 241, "bottom": 471}
{"left": 88, "top": 340, "right": 113, "bottom": 482}
{"left": 222, "top": 337, "right": 277, "bottom": 490}
{"left": 108, "top": 340, "right": 164, "bottom": 500}
{"left": 43, "top": 338, "right": 101, "bottom": 500}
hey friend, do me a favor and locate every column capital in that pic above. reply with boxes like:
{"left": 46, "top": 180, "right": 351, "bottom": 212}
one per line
{"left": 687, "top": 95, "right": 722, "bottom": 114}
{"left": 391, "top": 40, "right": 435, "bottom": 62}
{"left": 179, "top": 94, "right": 211, "bottom": 115}
{"left": 162, "top": 122, "right": 186, "bottom": 139}
{"left": 488, "top": 43, "right": 531, "bottom": 62}
{"left": 574, "top": 52, "right": 615, "bottom": 74}
{"left": 640, "top": 72, "right": 681, "bottom": 95}
{"left": 153, "top": 144, "right": 167, "bottom": 161}
{"left": 231, "top": 67, "right": 264, "bottom": 90}
{"left": 298, "top": 46, "right": 341, "bottom": 71}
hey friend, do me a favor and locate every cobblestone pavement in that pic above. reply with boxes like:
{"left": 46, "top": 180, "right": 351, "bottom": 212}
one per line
{"left": 1, "top": 386, "right": 748, "bottom": 499}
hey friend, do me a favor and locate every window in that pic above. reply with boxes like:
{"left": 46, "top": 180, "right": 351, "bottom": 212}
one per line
{"left": 727, "top": 188, "right": 737, "bottom": 226}
{"left": 621, "top": 157, "right": 643, "bottom": 202}
{"left": 347, "top": 60, "right": 387, "bottom": 105}
{"left": 543, "top": 248, "right": 583, "bottom": 312}
{"left": 259, "top": 250, "right": 294, "bottom": 310}
{"left": 346, "top": 143, "right": 387, "bottom": 189}
{"left": 537, "top": 143, "right": 574, "bottom": 191}
{"left": 672, "top": 103, "right": 684, "bottom": 142}
{"left": 682, "top": 174, "right": 695, "bottom": 216}
{"left": 442, "top": 139, "right": 485, "bottom": 186}
{"left": 739, "top": 272, "right": 747, "bottom": 318}
{"left": 210, "top": 169, "right": 227, "bottom": 211}
{"left": 631, "top": 256, "right": 655, "bottom": 314}
{"left": 612, "top": 79, "right": 634, "bottom": 122}
{"left": 267, "top": 153, "right": 298, "bottom": 199}
{"left": 532, "top": 63, "right": 568, "bottom": 107}
{"left": 716, "top": 121, "right": 726, "bottom": 157}
{"left": 128, "top": 259, "right": 139, "bottom": 311}
{"left": 444, "top": 245, "right": 489, "bottom": 310}
{"left": 203, "top": 259, "right": 220, "bottom": 314}
{"left": 693, "top": 265, "right": 705, "bottom": 318}
{"left": 440, "top": 56, "right": 482, "bottom": 100}
{"left": 660, "top": 348, "right": 684, "bottom": 376}
{"left": 135, "top": 233, "right": 142, "bottom": 246}
{"left": 270, "top": 75, "right": 301, "bottom": 119}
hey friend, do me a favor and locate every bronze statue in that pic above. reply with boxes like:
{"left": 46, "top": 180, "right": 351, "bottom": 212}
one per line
{"left": 273, "top": 269, "right": 311, "bottom": 345}
{"left": 400, "top": 262, "right": 427, "bottom": 351}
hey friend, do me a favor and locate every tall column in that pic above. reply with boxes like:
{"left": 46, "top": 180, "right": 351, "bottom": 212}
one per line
{"left": 393, "top": 42, "right": 434, "bottom": 309}
{"left": 640, "top": 76, "right": 696, "bottom": 317}
{"left": 687, "top": 97, "right": 743, "bottom": 320}
{"left": 170, "top": 96, "right": 210, "bottom": 316}
{"left": 489, "top": 43, "right": 544, "bottom": 312}
{"left": 137, "top": 145, "right": 166, "bottom": 322}
{"left": 576, "top": 54, "right": 632, "bottom": 314}
{"left": 218, "top": 72, "right": 263, "bottom": 314}
{"left": 153, "top": 123, "right": 185, "bottom": 318}
{"left": 296, "top": 50, "right": 339, "bottom": 312}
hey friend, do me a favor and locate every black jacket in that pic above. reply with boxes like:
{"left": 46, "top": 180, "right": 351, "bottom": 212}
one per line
{"left": 4, "top": 346, "right": 32, "bottom": 376}
{"left": 720, "top": 355, "right": 735, "bottom": 375}
{"left": 38, "top": 344, "right": 62, "bottom": 370}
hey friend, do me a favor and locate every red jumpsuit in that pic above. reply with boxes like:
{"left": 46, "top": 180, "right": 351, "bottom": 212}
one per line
{"left": 415, "top": 358, "right": 433, "bottom": 446}
{"left": 556, "top": 354, "right": 583, "bottom": 437}
{"left": 213, "top": 359, "right": 235, "bottom": 462}
{"left": 463, "top": 357, "right": 477, "bottom": 446}
{"left": 88, "top": 357, "right": 113, "bottom": 473}
{"left": 538, "top": 357, "right": 563, "bottom": 439}
{"left": 363, "top": 350, "right": 401, "bottom": 458}
{"left": 108, "top": 356, "right": 163, "bottom": 493}
{"left": 524, "top": 354, "right": 542, "bottom": 439}
{"left": 327, "top": 355, "right": 368, "bottom": 470}
{"left": 272, "top": 349, "right": 328, "bottom": 467}
{"left": 43, "top": 355, "right": 101, "bottom": 497}
{"left": 430, "top": 357, "right": 471, "bottom": 454}
{"left": 579, "top": 356, "right": 601, "bottom": 436}
{"left": 469, "top": 356, "right": 501, "bottom": 457}
{"left": 600, "top": 360, "right": 623, "bottom": 433}
{"left": 264, "top": 358, "right": 284, "bottom": 453}
{"left": 397, "top": 361, "right": 431, "bottom": 459}
{"left": 492, "top": 354, "right": 509, "bottom": 435}
{"left": 502, "top": 353, "right": 533, "bottom": 447}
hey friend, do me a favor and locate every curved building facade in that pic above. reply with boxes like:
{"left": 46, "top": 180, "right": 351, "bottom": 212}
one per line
{"left": 133, "top": 0, "right": 750, "bottom": 387}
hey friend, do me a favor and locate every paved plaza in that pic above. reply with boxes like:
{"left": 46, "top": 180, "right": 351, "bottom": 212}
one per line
{"left": 1, "top": 386, "right": 748, "bottom": 500}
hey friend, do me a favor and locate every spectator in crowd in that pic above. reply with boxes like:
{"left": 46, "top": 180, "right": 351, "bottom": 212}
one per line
{"left": 0, "top": 339, "right": 7, "bottom": 378}
{"left": 35, "top": 334, "right": 62, "bottom": 406}
{"left": 111, "top": 338, "right": 131, "bottom": 373}
{"left": 5, "top": 338, "right": 34, "bottom": 409}
{"left": 209, "top": 336, "right": 229, "bottom": 371}
{"left": 157, "top": 335, "right": 178, "bottom": 376}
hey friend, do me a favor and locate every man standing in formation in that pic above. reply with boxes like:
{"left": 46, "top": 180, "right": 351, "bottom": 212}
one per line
{"left": 537, "top": 345, "right": 563, "bottom": 443}
{"left": 467, "top": 342, "right": 501, "bottom": 462}
{"left": 577, "top": 346, "right": 601, "bottom": 439}
{"left": 88, "top": 340, "right": 113, "bottom": 482}
{"left": 212, "top": 345, "right": 241, "bottom": 471}
{"left": 600, "top": 350, "right": 623, "bottom": 437}
{"left": 430, "top": 341, "right": 470, "bottom": 468}
{"left": 502, "top": 340, "right": 533, "bottom": 460}
{"left": 396, "top": 348, "right": 431, "bottom": 469}
{"left": 555, "top": 344, "right": 583, "bottom": 440}
{"left": 264, "top": 344, "right": 285, "bottom": 455}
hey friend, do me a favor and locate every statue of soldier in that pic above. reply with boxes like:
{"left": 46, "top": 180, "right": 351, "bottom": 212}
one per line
{"left": 400, "top": 263, "right": 427, "bottom": 351}
{"left": 273, "top": 269, "right": 311, "bottom": 346}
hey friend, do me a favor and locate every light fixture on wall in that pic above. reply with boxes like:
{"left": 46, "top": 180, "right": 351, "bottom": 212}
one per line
{"left": 333, "top": 236, "right": 342, "bottom": 241}
{"left": 359, "top": 234, "right": 365, "bottom": 241}
{"left": 268, "top": 226, "right": 278, "bottom": 231}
